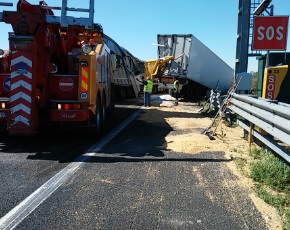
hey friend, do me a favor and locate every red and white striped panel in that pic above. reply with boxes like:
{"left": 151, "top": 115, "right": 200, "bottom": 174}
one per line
{"left": 9, "top": 51, "right": 32, "bottom": 128}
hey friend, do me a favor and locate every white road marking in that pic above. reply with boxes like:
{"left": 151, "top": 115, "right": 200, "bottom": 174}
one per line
{"left": 0, "top": 109, "right": 141, "bottom": 230}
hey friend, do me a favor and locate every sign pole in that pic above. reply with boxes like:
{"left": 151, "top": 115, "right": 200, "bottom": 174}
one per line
{"left": 265, "top": 6, "right": 274, "bottom": 67}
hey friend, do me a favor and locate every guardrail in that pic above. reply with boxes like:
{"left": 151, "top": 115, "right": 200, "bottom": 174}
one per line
{"left": 228, "top": 93, "right": 290, "bottom": 163}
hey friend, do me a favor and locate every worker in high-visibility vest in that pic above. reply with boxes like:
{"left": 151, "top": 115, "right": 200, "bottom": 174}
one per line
{"left": 137, "top": 76, "right": 153, "bottom": 107}
{"left": 173, "top": 77, "right": 180, "bottom": 105}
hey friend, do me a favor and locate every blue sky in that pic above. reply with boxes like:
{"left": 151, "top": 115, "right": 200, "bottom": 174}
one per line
{"left": 1, "top": 0, "right": 289, "bottom": 72}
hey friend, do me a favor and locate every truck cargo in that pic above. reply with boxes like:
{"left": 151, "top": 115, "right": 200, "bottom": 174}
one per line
{"left": 146, "top": 34, "right": 234, "bottom": 99}
{"left": 102, "top": 34, "right": 143, "bottom": 99}
{"left": 0, "top": 0, "right": 141, "bottom": 136}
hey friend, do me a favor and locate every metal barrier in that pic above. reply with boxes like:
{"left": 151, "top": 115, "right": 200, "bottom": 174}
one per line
{"left": 0, "top": 2, "right": 13, "bottom": 21}
{"left": 228, "top": 93, "right": 290, "bottom": 163}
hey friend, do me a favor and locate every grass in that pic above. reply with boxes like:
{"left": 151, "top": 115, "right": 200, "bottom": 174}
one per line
{"left": 285, "top": 208, "right": 290, "bottom": 230}
{"left": 249, "top": 147, "right": 264, "bottom": 159}
{"left": 254, "top": 183, "right": 290, "bottom": 230}
{"left": 250, "top": 148, "right": 290, "bottom": 191}
{"left": 233, "top": 157, "right": 248, "bottom": 175}
{"left": 234, "top": 156, "right": 247, "bottom": 167}
{"left": 237, "top": 147, "right": 290, "bottom": 229}
{"left": 254, "top": 183, "right": 288, "bottom": 209}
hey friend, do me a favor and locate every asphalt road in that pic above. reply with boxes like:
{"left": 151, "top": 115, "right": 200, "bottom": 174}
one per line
{"left": 0, "top": 97, "right": 268, "bottom": 230}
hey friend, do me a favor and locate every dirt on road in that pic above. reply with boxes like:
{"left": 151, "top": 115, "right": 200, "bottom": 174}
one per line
{"left": 145, "top": 95, "right": 282, "bottom": 230}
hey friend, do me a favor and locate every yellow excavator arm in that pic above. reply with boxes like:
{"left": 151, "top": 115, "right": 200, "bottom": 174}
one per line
{"left": 144, "top": 56, "right": 174, "bottom": 78}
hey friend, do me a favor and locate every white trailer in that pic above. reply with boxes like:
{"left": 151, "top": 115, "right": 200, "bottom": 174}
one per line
{"left": 156, "top": 34, "right": 234, "bottom": 99}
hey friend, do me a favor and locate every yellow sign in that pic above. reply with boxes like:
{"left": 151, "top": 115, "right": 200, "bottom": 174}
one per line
{"left": 262, "top": 65, "right": 288, "bottom": 99}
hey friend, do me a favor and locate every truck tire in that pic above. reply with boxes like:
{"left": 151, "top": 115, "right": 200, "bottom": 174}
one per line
{"left": 38, "top": 109, "right": 60, "bottom": 135}
{"left": 92, "top": 97, "right": 102, "bottom": 136}
{"left": 107, "top": 86, "right": 115, "bottom": 115}
{"left": 152, "top": 85, "right": 158, "bottom": 94}
{"left": 183, "top": 86, "right": 206, "bottom": 100}
{"left": 119, "top": 87, "right": 126, "bottom": 100}
{"left": 101, "top": 93, "right": 107, "bottom": 128}
{"left": 183, "top": 87, "right": 194, "bottom": 99}
{"left": 127, "top": 87, "right": 134, "bottom": 98}
{"left": 169, "top": 88, "right": 175, "bottom": 97}
{"left": 0, "top": 122, "right": 8, "bottom": 139}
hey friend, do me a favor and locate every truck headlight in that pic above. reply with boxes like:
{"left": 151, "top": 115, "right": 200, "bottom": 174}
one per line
{"left": 82, "top": 44, "right": 92, "bottom": 54}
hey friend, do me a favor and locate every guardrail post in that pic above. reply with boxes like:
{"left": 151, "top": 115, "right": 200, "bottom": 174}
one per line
{"left": 248, "top": 122, "right": 253, "bottom": 148}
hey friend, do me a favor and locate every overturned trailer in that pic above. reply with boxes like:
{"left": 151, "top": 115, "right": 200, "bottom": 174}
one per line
{"left": 149, "top": 34, "right": 234, "bottom": 99}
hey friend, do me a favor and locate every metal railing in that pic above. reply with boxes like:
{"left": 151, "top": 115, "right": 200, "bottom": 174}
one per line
{"left": 45, "top": 0, "right": 94, "bottom": 29}
{"left": 0, "top": 2, "right": 13, "bottom": 21}
{"left": 228, "top": 93, "right": 290, "bottom": 163}
{"left": 0, "top": 2, "right": 13, "bottom": 6}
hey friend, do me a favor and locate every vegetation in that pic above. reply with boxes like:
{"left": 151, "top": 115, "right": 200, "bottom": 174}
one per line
{"left": 236, "top": 147, "right": 290, "bottom": 229}
{"left": 250, "top": 148, "right": 290, "bottom": 191}
{"left": 254, "top": 183, "right": 290, "bottom": 230}
{"left": 198, "top": 97, "right": 216, "bottom": 116}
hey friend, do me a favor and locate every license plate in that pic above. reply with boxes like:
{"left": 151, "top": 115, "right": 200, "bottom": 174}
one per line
{"left": 0, "top": 112, "right": 7, "bottom": 118}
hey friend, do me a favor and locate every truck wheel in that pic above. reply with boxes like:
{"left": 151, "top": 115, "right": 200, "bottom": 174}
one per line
{"left": 184, "top": 88, "right": 194, "bottom": 99}
{"left": 119, "top": 87, "right": 126, "bottom": 100}
{"left": 107, "top": 86, "right": 115, "bottom": 115}
{"left": 169, "top": 89, "right": 174, "bottom": 97}
{"left": 101, "top": 94, "right": 107, "bottom": 128}
{"left": 93, "top": 97, "right": 102, "bottom": 136}
{"left": 127, "top": 87, "right": 134, "bottom": 98}
{"left": 0, "top": 122, "right": 8, "bottom": 138}
{"left": 152, "top": 85, "right": 158, "bottom": 94}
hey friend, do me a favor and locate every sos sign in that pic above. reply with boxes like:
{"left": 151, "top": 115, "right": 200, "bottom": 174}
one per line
{"left": 252, "top": 16, "right": 289, "bottom": 50}
{"left": 262, "top": 65, "right": 288, "bottom": 100}
{"left": 264, "top": 73, "right": 276, "bottom": 99}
